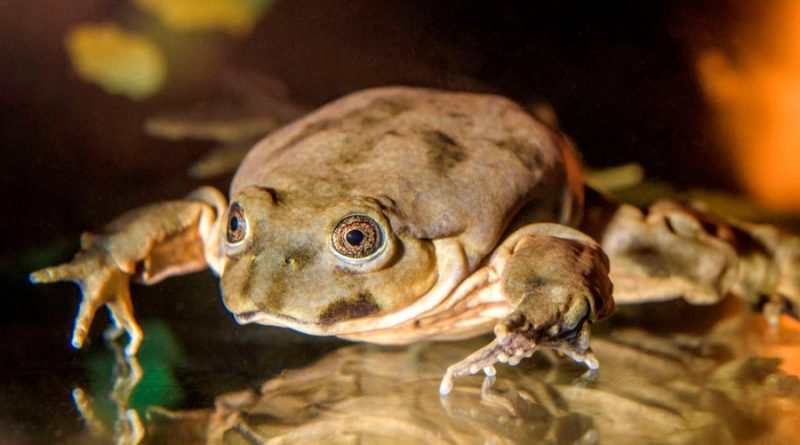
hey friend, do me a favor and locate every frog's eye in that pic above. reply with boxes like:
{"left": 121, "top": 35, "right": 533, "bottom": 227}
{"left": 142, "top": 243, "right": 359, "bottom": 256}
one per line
{"left": 331, "top": 215, "right": 384, "bottom": 261}
{"left": 226, "top": 202, "right": 247, "bottom": 245}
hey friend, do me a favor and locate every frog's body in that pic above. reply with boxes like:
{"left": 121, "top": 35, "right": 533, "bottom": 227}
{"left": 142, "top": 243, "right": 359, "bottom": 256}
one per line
{"left": 224, "top": 88, "right": 585, "bottom": 343}
{"left": 31, "top": 87, "right": 800, "bottom": 394}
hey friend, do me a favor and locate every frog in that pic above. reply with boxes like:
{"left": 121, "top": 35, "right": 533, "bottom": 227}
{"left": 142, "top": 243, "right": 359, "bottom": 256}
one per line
{"left": 30, "top": 87, "right": 800, "bottom": 395}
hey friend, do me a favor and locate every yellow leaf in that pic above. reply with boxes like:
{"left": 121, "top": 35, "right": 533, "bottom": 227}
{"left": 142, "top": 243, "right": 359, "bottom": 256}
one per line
{"left": 65, "top": 23, "right": 166, "bottom": 100}
{"left": 134, "top": 0, "right": 267, "bottom": 37}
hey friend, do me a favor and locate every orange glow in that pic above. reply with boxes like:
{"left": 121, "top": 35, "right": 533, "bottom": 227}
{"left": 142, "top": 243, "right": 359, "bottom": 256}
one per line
{"left": 696, "top": 0, "right": 800, "bottom": 211}
{"left": 760, "top": 316, "right": 800, "bottom": 377}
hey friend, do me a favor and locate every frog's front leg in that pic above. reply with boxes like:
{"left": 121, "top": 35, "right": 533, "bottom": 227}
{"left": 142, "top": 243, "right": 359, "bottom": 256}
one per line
{"left": 30, "top": 186, "right": 227, "bottom": 355}
{"left": 440, "top": 224, "right": 614, "bottom": 395}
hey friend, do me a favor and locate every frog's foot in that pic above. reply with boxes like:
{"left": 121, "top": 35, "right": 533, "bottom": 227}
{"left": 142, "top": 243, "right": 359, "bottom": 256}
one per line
{"left": 30, "top": 249, "right": 142, "bottom": 355}
{"left": 441, "top": 224, "right": 613, "bottom": 395}
{"left": 30, "top": 187, "right": 227, "bottom": 356}
{"left": 439, "top": 316, "right": 537, "bottom": 395}
{"left": 439, "top": 312, "right": 597, "bottom": 395}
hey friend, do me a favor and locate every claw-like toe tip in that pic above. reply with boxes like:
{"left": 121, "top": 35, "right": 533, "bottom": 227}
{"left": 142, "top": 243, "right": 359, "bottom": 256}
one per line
{"left": 584, "top": 354, "right": 599, "bottom": 370}
{"left": 439, "top": 380, "right": 453, "bottom": 396}
{"left": 439, "top": 375, "right": 454, "bottom": 395}
{"left": 71, "top": 327, "right": 87, "bottom": 349}
{"left": 763, "top": 298, "right": 783, "bottom": 328}
{"left": 29, "top": 270, "right": 48, "bottom": 284}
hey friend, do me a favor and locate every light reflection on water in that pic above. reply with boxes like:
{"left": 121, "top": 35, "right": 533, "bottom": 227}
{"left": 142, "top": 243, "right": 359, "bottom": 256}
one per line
{"left": 63, "top": 302, "right": 800, "bottom": 445}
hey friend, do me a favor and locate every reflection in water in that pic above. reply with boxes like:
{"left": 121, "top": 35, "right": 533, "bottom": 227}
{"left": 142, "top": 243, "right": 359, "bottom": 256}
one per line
{"left": 72, "top": 341, "right": 145, "bottom": 445}
{"left": 75, "top": 304, "right": 800, "bottom": 445}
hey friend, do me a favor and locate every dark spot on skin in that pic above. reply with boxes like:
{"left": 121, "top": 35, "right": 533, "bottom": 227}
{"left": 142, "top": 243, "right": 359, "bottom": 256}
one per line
{"left": 260, "top": 273, "right": 287, "bottom": 313}
{"left": 335, "top": 134, "right": 376, "bottom": 164}
{"left": 278, "top": 119, "right": 335, "bottom": 153}
{"left": 527, "top": 277, "right": 546, "bottom": 289}
{"left": 354, "top": 98, "right": 413, "bottom": 126}
{"left": 279, "top": 97, "right": 413, "bottom": 161}
{"left": 628, "top": 247, "right": 674, "bottom": 277}
{"left": 319, "top": 291, "right": 381, "bottom": 324}
{"left": 496, "top": 138, "right": 542, "bottom": 171}
{"left": 333, "top": 98, "right": 413, "bottom": 132}
{"left": 423, "top": 130, "right": 466, "bottom": 172}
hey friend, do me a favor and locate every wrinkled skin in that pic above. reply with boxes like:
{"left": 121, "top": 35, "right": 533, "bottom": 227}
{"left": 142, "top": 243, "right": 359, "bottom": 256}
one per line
{"left": 31, "top": 87, "right": 800, "bottom": 394}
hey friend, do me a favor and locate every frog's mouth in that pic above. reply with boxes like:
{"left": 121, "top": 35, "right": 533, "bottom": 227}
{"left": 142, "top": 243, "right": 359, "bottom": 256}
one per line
{"left": 232, "top": 238, "right": 470, "bottom": 339}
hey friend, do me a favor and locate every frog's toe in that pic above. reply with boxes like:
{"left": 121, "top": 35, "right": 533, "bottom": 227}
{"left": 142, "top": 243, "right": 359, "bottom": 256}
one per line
{"left": 31, "top": 249, "right": 142, "bottom": 353}
{"left": 107, "top": 300, "right": 143, "bottom": 356}
{"left": 439, "top": 314, "right": 541, "bottom": 395}
{"left": 30, "top": 261, "right": 88, "bottom": 284}
{"left": 760, "top": 293, "right": 798, "bottom": 328}
{"left": 439, "top": 309, "right": 601, "bottom": 395}
{"left": 548, "top": 320, "right": 599, "bottom": 370}
{"left": 72, "top": 298, "right": 102, "bottom": 349}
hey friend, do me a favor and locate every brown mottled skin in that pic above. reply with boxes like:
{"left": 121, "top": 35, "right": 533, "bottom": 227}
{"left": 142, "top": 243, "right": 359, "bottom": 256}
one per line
{"left": 31, "top": 87, "right": 800, "bottom": 394}
{"left": 223, "top": 88, "right": 575, "bottom": 333}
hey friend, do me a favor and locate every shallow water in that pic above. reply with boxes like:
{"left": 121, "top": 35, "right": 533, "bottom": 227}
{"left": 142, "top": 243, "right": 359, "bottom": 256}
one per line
{"left": 142, "top": 308, "right": 800, "bottom": 445}
{"left": 6, "top": 275, "right": 797, "bottom": 445}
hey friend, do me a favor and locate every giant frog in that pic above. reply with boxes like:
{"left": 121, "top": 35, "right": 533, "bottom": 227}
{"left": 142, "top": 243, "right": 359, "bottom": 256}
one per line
{"left": 30, "top": 87, "right": 800, "bottom": 394}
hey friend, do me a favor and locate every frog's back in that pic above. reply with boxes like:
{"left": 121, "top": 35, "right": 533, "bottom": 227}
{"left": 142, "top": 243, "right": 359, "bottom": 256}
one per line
{"left": 232, "top": 87, "right": 581, "bottom": 266}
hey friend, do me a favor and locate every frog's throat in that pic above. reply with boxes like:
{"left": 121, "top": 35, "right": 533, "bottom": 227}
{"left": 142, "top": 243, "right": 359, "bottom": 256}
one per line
{"left": 235, "top": 237, "right": 471, "bottom": 337}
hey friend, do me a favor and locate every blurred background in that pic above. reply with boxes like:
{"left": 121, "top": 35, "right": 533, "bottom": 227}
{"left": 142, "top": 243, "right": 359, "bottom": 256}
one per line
{"left": 2, "top": 0, "right": 799, "bottom": 443}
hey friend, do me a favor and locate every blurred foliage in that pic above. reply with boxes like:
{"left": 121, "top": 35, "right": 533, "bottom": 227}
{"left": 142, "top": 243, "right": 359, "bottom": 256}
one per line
{"left": 588, "top": 163, "right": 800, "bottom": 230}
{"left": 65, "top": 23, "right": 166, "bottom": 99}
{"left": 584, "top": 162, "right": 645, "bottom": 192}
{"left": 64, "top": 1, "right": 276, "bottom": 99}
{"left": 134, "top": 0, "right": 275, "bottom": 37}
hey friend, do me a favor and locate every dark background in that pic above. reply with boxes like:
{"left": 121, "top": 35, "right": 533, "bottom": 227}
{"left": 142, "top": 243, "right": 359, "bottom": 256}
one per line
{"left": 0, "top": 0, "right": 749, "bottom": 443}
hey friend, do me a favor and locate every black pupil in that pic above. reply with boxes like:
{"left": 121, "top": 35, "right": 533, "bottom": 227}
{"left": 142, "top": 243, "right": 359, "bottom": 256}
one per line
{"left": 230, "top": 216, "right": 239, "bottom": 231}
{"left": 345, "top": 229, "right": 364, "bottom": 246}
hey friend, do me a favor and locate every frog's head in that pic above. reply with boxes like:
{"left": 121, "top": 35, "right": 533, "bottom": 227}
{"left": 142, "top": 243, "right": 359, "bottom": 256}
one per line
{"left": 219, "top": 185, "right": 439, "bottom": 335}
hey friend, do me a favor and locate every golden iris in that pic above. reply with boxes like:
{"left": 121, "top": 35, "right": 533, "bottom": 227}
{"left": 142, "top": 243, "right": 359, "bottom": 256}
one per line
{"left": 331, "top": 215, "right": 382, "bottom": 259}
